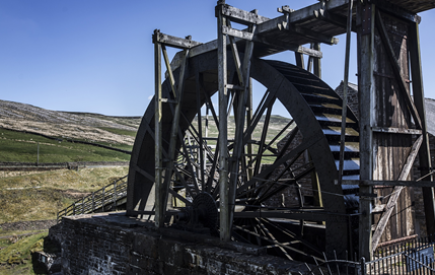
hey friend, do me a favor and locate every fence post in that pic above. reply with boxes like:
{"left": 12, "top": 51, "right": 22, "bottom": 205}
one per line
{"left": 73, "top": 203, "right": 76, "bottom": 215}
{"left": 114, "top": 180, "right": 117, "bottom": 210}
{"left": 360, "top": 257, "right": 366, "bottom": 275}
{"left": 102, "top": 187, "right": 105, "bottom": 212}
{"left": 82, "top": 197, "right": 85, "bottom": 214}
{"left": 92, "top": 192, "right": 95, "bottom": 212}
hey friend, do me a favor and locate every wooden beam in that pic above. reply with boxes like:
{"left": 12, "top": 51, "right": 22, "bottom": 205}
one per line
{"left": 295, "top": 52, "right": 305, "bottom": 68}
{"left": 372, "top": 204, "right": 386, "bottom": 213}
{"left": 253, "top": 35, "right": 323, "bottom": 58}
{"left": 154, "top": 39, "right": 163, "bottom": 228}
{"left": 342, "top": 180, "right": 435, "bottom": 188}
{"left": 313, "top": 43, "right": 321, "bottom": 78}
{"left": 409, "top": 19, "right": 435, "bottom": 235}
{"left": 222, "top": 25, "right": 254, "bottom": 41}
{"left": 153, "top": 30, "right": 202, "bottom": 49}
{"left": 372, "top": 0, "right": 421, "bottom": 23}
{"left": 314, "top": 9, "right": 357, "bottom": 33}
{"left": 357, "top": 1, "right": 375, "bottom": 261}
{"left": 371, "top": 135, "right": 423, "bottom": 251}
{"left": 234, "top": 210, "right": 347, "bottom": 222}
{"left": 371, "top": 127, "right": 422, "bottom": 135}
{"left": 217, "top": 4, "right": 269, "bottom": 25}
{"left": 287, "top": 25, "right": 339, "bottom": 45}
{"left": 217, "top": 3, "right": 230, "bottom": 242}
{"left": 375, "top": 10, "right": 422, "bottom": 129}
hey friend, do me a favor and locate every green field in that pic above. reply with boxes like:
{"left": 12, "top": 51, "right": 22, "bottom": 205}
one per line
{"left": 0, "top": 230, "right": 49, "bottom": 275}
{"left": 0, "top": 128, "right": 132, "bottom": 163}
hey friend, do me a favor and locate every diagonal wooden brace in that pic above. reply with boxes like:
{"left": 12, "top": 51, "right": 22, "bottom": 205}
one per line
{"left": 371, "top": 135, "right": 423, "bottom": 251}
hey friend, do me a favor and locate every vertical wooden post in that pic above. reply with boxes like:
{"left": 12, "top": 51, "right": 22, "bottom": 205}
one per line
{"left": 313, "top": 43, "right": 321, "bottom": 78}
{"left": 217, "top": 2, "right": 230, "bottom": 242}
{"left": 154, "top": 32, "right": 164, "bottom": 228}
{"left": 409, "top": 21, "right": 435, "bottom": 235}
{"left": 338, "top": 0, "right": 354, "bottom": 184}
{"left": 295, "top": 52, "right": 305, "bottom": 68}
{"left": 357, "top": 1, "right": 375, "bottom": 261}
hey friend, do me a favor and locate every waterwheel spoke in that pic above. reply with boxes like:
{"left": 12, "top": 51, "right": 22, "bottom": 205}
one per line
{"left": 234, "top": 223, "right": 322, "bottom": 261}
{"left": 254, "top": 217, "right": 293, "bottom": 260}
{"left": 195, "top": 73, "right": 206, "bottom": 189}
{"left": 253, "top": 103, "right": 274, "bottom": 177}
{"left": 236, "top": 137, "right": 318, "bottom": 198}
{"left": 259, "top": 218, "right": 322, "bottom": 256}
{"left": 254, "top": 160, "right": 315, "bottom": 204}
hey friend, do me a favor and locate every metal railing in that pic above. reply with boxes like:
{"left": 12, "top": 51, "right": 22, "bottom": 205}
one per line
{"left": 298, "top": 235, "right": 435, "bottom": 274}
{"left": 57, "top": 175, "right": 128, "bottom": 221}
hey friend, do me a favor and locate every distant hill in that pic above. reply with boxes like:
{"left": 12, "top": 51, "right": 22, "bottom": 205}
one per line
{"left": 0, "top": 99, "right": 142, "bottom": 163}
{"left": 0, "top": 99, "right": 141, "bottom": 146}
{"left": 0, "top": 99, "right": 141, "bottom": 130}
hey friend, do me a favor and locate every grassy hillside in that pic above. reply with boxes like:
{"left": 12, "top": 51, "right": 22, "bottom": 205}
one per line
{"left": 0, "top": 128, "right": 131, "bottom": 163}
{"left": 0, "top": 167, "right": 128, "bottom": 223}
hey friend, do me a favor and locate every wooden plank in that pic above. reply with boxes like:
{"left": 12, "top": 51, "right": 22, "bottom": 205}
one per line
{"left": 153, "top": 30, "right": 202, "bottom": 49}
{"left": 375, "top": 10, "right": 422, "bottom": 129}
{"left": 371, "top": 135, "right": 423, "bottom": 251}
{"left": 371, "top": 127, "right": 422, "bottom": 135}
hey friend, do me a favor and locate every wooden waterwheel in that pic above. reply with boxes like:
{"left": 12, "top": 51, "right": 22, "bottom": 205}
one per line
{"left": 127, "top": 49, "right": 360, "bottom": 261}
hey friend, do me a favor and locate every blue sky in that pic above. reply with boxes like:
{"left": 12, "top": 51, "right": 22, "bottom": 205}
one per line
{"left": 1, "top": 1, "right": 434, "bottom": 116}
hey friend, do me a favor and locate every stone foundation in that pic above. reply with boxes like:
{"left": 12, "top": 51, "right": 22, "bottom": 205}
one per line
{"left": 53, "top": 212, "right": 310, "bottom": 275}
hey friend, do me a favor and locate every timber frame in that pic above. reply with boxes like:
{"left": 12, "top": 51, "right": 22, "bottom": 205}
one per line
{"left": 126, "top": 0, "right": 435, "bottom": 263}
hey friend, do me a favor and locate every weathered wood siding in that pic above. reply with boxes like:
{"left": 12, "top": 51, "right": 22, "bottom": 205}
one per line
{"left": 372, "top": 11, "right": 415, "bottom": 243}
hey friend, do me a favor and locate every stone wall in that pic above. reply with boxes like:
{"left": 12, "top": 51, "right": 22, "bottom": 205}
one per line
{"left": 54, "top": 213, "right": 310, "bottom": 275}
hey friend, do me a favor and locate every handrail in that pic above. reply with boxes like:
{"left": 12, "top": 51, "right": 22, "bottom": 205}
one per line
{"left": 57, "top": 175, "right": 128, "bottom": 221}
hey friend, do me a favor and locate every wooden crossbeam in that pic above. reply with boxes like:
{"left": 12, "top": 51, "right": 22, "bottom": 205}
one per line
{"left": 375, "top": 10, "right": 422, "bottom": 129}
{"left": 153, "top": 30, "right": 202, "bottom": 49}
{"left": 314, "top": 9, "right": 357, "bottom": 32}
{"left": 371, "top": 135, "right": 423, "bottom": 251}
{"left": 342, "top": 180, "right": 435, "bottom": 188}
{"left": 218, "top": 4, "right": 269, "bottom": 25}
{"left": 371, "top": 127, "right": 422, "bottom": 135}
